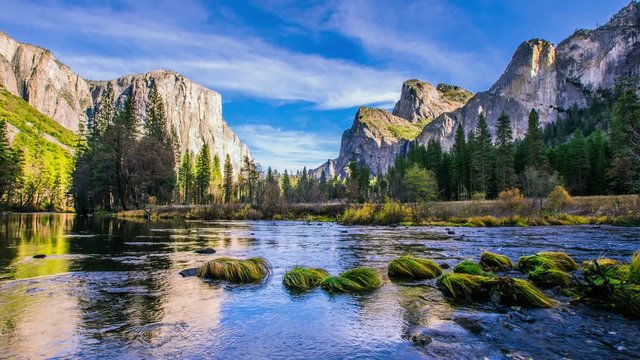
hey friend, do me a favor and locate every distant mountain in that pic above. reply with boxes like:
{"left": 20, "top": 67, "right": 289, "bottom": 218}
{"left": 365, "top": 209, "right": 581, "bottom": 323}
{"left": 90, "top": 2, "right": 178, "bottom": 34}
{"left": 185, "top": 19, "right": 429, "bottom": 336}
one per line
{"left": 0, "top": 32, "right": 250, "bottom": 173}
{"left": 312, "top": 80, "right": 471, "bottom": 178}
{"left": 316, "top": 1, "right": 640, "bottom": 178}
{"left": 417, "top": 1, "right": 640, "bottom": 149}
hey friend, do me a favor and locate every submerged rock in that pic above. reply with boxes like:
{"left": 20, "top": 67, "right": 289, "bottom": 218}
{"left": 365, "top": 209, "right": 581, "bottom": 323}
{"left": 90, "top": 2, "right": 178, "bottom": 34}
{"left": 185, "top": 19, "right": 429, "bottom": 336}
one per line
{"left": 32, "top": 254, "right": 46, "bottom": 259}
{"left": 179, "top": 268, "right": 199, "bottom": 277}
{"left": 194, "top": 248, "right": 216, "bottom": 254}
{"left": 410, "top": 333, "right": 433, "bottom": 347}
{"left": 453, "top": 317, "right": 484, "bottom": 335}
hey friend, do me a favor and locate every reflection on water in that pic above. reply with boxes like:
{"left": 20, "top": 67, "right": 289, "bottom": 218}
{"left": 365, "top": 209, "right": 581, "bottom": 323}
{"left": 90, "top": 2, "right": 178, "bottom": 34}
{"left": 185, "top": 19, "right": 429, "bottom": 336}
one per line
{"left": 0, "top": 213, "right": 639, "bottom": 359}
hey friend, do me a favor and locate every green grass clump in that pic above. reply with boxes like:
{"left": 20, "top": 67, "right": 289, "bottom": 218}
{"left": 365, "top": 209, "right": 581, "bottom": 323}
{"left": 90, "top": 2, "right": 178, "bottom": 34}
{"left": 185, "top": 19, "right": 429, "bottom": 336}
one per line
{"left": 196, "top": 257, "right": 270, "bottom": 283}
{"left": 320, "top": 267, "right": 382, "bottom": 293}
{"left": 388, "top": 255, "right": 442, "bottom": 279}
{"left": 283, "top": 266, "right": 330, "bottom": 290}
{"left": 480, "top": 251, "right": 514, "bottom": 271}
{"left": 437, "top": 273, "right": 493, "bottom": 301}
{"left": 341, "top": 267, "right": 382, "bottom": 289}
{"left": 630, "top": 252, "right": 640, "bottom": 284}
{"left": 610, "top": 285, "right": 640, "bottom": 317}
{"left": 321, "top": 276, "right": 365, "bottom": 293}
{"left": 528, "top": 266, "right": 574, "bottom": 288}
{"left": 582, "top": 258, "right": 629, "bottom": 285}
{"left": 494, "top": 277, "right": 556, "bottom": 308}
{"left": 453, "top": 259, "right": 489, "bottom": 276}
{"left": 518, "top": 251, "right": 578, "bottom": 273}
{"left": 537, "top": 252, "right": 578, "bottom": 271}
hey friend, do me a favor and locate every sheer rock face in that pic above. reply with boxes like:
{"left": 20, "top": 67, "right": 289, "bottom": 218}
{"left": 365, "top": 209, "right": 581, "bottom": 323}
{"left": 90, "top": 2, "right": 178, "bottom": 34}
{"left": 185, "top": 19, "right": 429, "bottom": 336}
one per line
{"left": 0, "top": 32, "right": 250, "bottom": 173}
{"left": 392, "top": 79, "right": 469, "bottom": 122}
{"left": 0, "top": 32, "right": 93, "bottom": 132}
{"left": 312, "top": 80, "right": 469, "bottom": 178}
{"left": 89, "top": 71, "right": 250, "bottom": 173}
{"left": 418, "top": 2, "right": 640, "bottom": 149}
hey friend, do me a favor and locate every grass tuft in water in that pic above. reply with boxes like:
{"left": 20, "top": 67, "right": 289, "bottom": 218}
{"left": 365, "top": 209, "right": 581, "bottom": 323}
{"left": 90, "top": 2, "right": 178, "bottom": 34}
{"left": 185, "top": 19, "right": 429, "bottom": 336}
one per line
{"left": 527, "top": 266, "right": 574, "bottom": 288}
{"left": 537, "top": 252, "right": 578, "bottom": 271}
{"left": 321, "top": 276, "right": 365, "bottom": 293}
{"left": 196, "top": 257, "right": 271, "bottom": 283}
{"left": 630, "top": 252, "right": 640, "bottom": 284}
{"left": 321, "top": 267, "right": 382, "bottom": 293}
{"left": 453, "top": 259, "right": 490, "bottom": 276}
{"left": 518, "top": 251, "right": 578, "bottom": 273}
{"left": 494, "top": 276, "right": 556, "bottom": 308}
{"left": 582, "top": 258, "right": 629, "bottom": 285}
{"left": 341, "top": 267, "right": 382, "bottom": 289}
{"left": 480, "top": 251, "right": 514, "bottom": 271}
{"left": 436, "top": 273, "right": 493, "bottom": 301}
{"left": 388, "top": 255, "right": 442, "bottom": 280}
{"left": 610, "top": 285, "right": 640, "bottom": 317}
{"left": 283, "top": 266, "right": 330, "bottom": 290}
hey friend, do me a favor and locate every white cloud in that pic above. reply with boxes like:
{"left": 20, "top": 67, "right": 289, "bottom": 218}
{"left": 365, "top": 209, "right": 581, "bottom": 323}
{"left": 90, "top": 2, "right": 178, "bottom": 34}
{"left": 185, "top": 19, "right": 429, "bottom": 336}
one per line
{"left": 233, "top": 124, "right": 340, "bottom": 171}
{"left": 0, "top": 0, "right": 407, "bottom": 109}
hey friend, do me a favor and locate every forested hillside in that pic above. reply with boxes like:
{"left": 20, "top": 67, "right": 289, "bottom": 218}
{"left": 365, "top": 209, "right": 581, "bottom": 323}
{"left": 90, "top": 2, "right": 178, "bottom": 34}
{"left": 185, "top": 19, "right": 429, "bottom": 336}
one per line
{"left": 0, "top": 86, "right": 76, "bottom": 210}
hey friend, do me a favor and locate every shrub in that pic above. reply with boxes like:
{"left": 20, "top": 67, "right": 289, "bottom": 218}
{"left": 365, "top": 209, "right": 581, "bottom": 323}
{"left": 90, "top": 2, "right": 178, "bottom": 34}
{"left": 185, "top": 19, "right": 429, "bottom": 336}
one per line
{"left": 497, "top": 188, "right": 524, "bottom": 212}
{"left": 197, "top": 257, "right": 271, "bottom": 283}
{"left": 528, "top": 266, "right": 574, "bottom": 288}
{"left": 480, "top": 251, "right": 514, "bottom": 271}
{"left": 339, "top": 201, "right": 412, "bottom": 225}
{"left": 388, "top": 255, "right": 442, "bottom": 279}
{"left": 547, "top": 185, "right": 574, "bottom": 211}
{"left": 493, "top": 277, "right": 556, "bottom": 308}
{"left": 437, "top": 273, "right": 493, "bottom": 301}
{"left": 453, "top": 259, "right": 489, "bottom": 276}
{"left": 283, "top": 266, "right": 330, "bottom": 290}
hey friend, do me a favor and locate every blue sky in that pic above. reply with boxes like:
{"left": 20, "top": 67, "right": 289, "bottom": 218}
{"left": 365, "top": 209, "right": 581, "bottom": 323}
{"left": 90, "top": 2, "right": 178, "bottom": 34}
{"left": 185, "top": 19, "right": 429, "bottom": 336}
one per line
{"left": 0, "top": 0, "right": 630, "bottom": 171}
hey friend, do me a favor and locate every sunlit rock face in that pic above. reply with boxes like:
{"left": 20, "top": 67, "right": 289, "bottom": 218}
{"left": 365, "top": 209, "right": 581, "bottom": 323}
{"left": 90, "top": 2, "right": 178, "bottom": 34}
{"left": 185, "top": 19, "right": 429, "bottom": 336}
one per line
{"left": 89, "top": 71, "right": 250, "bottom": 174}
{"left": 313, "top": 80, "right": 469, "bottom": 178}
{"left": 417, "top": 2, "right": 640, "bottom": 150}
{"left": 0, "top": 32, "right": 250, "bottom": 174}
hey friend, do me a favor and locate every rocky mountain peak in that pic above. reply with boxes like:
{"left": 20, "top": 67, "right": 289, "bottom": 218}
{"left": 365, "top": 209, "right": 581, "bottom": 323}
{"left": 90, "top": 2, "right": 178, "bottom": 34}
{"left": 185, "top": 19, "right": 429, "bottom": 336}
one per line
{"left": 392, "top": 79, "right": 471, "bottom": 122}
{"left": 602, "top": 1, "right": 640, "bottom": 29}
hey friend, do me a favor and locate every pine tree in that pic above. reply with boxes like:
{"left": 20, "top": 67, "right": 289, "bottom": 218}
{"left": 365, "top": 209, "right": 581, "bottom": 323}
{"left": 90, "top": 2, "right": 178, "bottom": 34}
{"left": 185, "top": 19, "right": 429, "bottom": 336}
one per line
{"left": 223, "top": 154, "right": 233, "bottom": 204}
{"left": 0, "top": 119, "right": 22, "bottom": 206}
{"left": 471, "top": 113, "right": 494, "bottom": 196}
{"left": 522, "top": 109, "right": 547, "bottom": 170}
{"left": 282, "top": 170, "right": 292, "bottom": 202}
{"left": 608, "top": 84, "right": 640, "bottom": 192}
{"left": 587, "top": 131, "right": 609, "bottom": 195}
{"left": 195, "top": 143, "right": 212, "bottom": 204}
{"left": 566, "top": 129, "right": 590, "bottom": 195}
{"left": 494, "top": 112, "right": 516, "bottom": 193}
{"left": 451, "top": 125, "right": 467, "bottom": 199}
{"left": 178, "top": 151, "right": 195, "bottom": 204}
{"left": 211, "top": 154, "right": 222, "bottom": 202}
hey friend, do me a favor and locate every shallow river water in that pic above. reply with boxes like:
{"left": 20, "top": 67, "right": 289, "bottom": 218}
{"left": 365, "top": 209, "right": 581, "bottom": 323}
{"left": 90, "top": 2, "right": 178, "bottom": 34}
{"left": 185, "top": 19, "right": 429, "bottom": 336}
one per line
{"left": 0, "top": 213, "right": 639, "bottom": 359}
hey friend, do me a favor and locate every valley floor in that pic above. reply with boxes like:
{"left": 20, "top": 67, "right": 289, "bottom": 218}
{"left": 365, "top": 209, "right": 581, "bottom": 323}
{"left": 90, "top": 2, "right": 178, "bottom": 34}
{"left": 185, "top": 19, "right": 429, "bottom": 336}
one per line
{"left": 116, "top": 195, "right": 640, "bottom": 227}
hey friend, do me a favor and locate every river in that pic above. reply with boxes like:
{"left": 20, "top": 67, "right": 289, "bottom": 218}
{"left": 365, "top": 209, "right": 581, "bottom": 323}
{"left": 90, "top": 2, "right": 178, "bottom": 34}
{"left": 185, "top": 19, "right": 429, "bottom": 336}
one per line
{"left": 0, "top": 213, "right": 638, "bottom": 359}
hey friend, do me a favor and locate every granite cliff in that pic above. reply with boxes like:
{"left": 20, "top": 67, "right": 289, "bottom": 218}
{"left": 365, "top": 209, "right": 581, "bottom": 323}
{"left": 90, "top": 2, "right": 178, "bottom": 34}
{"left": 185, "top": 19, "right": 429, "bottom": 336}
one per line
{"left": 417, "top": 2, "right": 640, "bottom": 149}
{"left": 0, "top": 32, "right": 250, "bottom": 173}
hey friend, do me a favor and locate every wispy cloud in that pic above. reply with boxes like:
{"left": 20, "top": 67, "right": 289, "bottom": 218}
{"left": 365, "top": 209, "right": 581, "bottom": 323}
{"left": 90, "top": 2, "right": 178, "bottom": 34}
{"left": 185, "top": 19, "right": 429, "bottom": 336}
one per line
{"left": 254, "top": 0, "right": 504, "bottom": 91}
{"left": 0, "top": 0, "right": 406, "bottom": 109}
{"left": 233, "top": 124, "right": 340, "bottom": 171}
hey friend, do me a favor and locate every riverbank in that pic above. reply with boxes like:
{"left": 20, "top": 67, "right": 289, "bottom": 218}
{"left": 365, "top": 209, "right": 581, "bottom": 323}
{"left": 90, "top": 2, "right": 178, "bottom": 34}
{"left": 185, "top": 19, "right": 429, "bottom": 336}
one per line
{"left": 116, "top": 195, "right": 640, "bottom": 227}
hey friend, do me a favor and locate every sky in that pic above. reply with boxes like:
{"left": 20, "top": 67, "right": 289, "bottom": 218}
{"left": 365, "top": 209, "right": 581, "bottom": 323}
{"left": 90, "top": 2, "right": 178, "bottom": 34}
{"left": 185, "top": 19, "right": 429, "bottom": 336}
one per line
{"left": 0, "top": 0, "right": 630, "bottom": 171}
